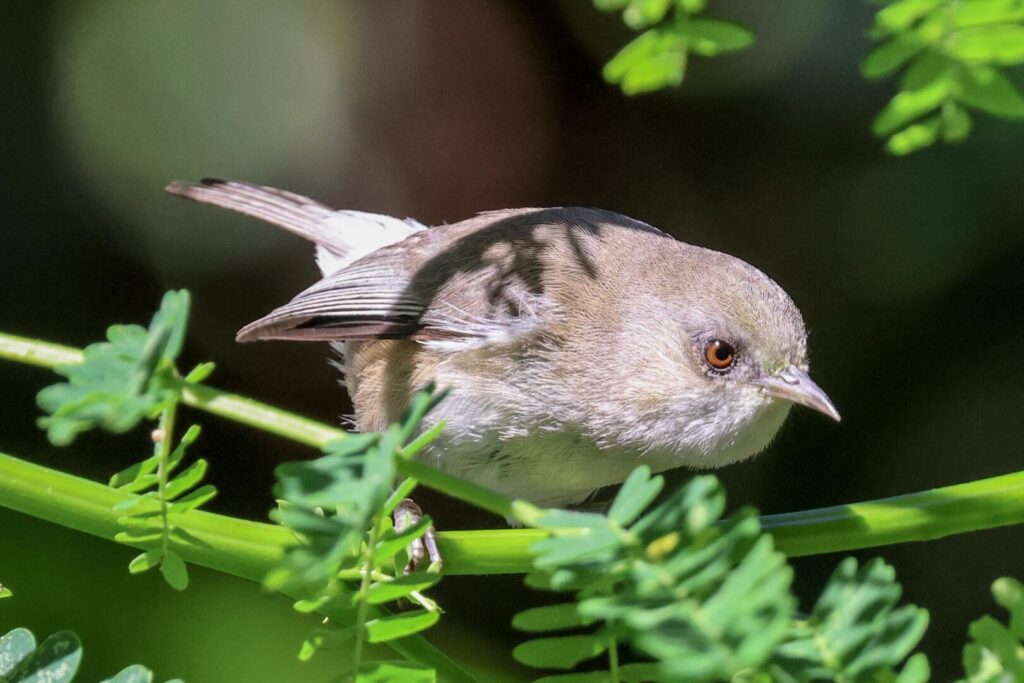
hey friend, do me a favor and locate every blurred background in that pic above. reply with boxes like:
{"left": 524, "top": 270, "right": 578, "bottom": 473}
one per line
{"left": 1, "top": 1, "right": 1022, "bottom": 680}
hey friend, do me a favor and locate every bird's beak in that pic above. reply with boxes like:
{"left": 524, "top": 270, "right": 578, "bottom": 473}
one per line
{"left": 753, "top": 365, "right": 841, "bottom": 422}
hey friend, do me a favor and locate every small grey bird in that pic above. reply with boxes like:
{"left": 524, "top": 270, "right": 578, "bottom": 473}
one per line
{"left": 167, "top": 179, "right": 839, "bottom": 511}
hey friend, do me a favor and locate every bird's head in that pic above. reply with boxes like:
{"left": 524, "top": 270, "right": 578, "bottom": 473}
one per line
{"left": 591, "top": 242, "right": 839, "bottom": 467}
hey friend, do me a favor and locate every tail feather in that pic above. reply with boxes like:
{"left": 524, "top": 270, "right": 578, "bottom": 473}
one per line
{"left": 166, "top": 177, "right": 426, "bottom": 274}
{"left": 165, "top": 178, "right": 348, "bottom": 254}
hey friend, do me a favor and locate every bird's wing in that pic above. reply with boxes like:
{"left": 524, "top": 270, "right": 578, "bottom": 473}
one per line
{"left": 168, "top": 188, "right": 609, "bottom": 345}
{"left": 234, "top": 210, "right": 565, "bottom": 345}
{"left": 165, "top": 178, "right": 425, "bottom": 274}
{"left": 235, "top": 255, "right": 430, "bottom": 342}
{"left": 234, "top": 243, "right": 555, "bottom": 345}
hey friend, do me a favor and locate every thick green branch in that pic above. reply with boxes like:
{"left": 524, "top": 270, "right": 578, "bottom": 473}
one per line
{"left": 3, "top": 330, "right": 1024, "bottom": 569}
{"left": 0, "top": 450, "right": 481, "bottom": 683}
{"left": 761, "top": 469, "right": 1024, "bottom": 556}
{"left": 0, "top": 332, "right": 514, "bottom": 518}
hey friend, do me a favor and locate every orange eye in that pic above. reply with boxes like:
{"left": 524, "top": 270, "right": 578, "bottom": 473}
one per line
{"left": 705, "top": 340, "right": 736, "bottom": 370}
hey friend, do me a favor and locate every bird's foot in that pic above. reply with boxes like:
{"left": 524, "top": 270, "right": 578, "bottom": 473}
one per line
{"left": 393, "top": 498, "right": 441, "bottom": 574}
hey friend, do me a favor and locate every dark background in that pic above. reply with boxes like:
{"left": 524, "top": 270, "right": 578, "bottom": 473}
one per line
{"left": 1, "top": 1, "right": 1022, "bottom": 680}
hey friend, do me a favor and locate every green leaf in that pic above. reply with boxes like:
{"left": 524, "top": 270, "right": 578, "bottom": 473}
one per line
{"left": 597, "top": 0, "right": 752, "bottom": 95}
{"left": 163, "top": 459, "right": 208, "bottom": 500}
{"left": 992, "top": 577, "right": 1024, "bottom": 613}
{"left": 621, "top": 0, "right": 672, "bottom": 30}
{"left": 900, "top": 51, "right": 952, "bottom": 90}
{"left": 269, "top": 388, "right": 445, "bottom": 596}
{"left": 183, "top": 361, "right": 216, "bottom": 383}
{"left": 109, "top": 454, "right": 160, "bottom": 489}
{"left": 0, "top": 628, "right": 35, "bottom": 676}
{"left": 960, "top": 577, "right": 1024, "bottom": 681}
{"left": 366, "top": 574, "right": 442, "bottom": 605}
{"left": 683, "top": 18, "right": 755, "bottom": 56}
{"left": 604, "top": 29, "right": 686, "bottom": 95}
{"left": 951, "top": 0, "right": 1024, "bottom": 28}
{"left": 36, "top": 290, "right": 191, "bottom": 445}
{"left": 100, "top": 664, "right": 155, "bottom": 683}
{"left": 168, "top": 484, "right": 217, "bottom": 513}
{"left": 160, "top": 550, "right": 189, "bottom": 591}
{"left": 6, "top": 630, "right": 82, "bottom": 683}
{"left": 165, "top": 424, "right": 202, "bottom": 473}
{"left": 513, "top": 634, "right": 607, "bottom": 670}
{"left": 946, "top": 25, "right": 1024, "bottom": 64}
{"left": 942, "top": 101, "right": 973, "bottom": 141}
{"left": 871, "top": 0, "right": 945, "bottom": 37}
{"left": 114, "top": 529, "right": 163, "bottom": 544}
{"left": 364, "top": 609, "right": 440, "bottom": 643}
{"left": 607, "top": 465, "right": 662, "bottom": 526}
{"left": 770, "top": 558, "right": 929, "bottom": 681}
{"left": 298, "top": 627, "right": 356, "bottom": 661}
{"left": 886, "top": 114, "right": 944, "bottom": 154}
{"left": 355, "top": 660, "right": 436, "bottom": 683}
{"left": 128, "top": 549, "right": 163, "bottom": 575}
{"left": 863, "top": 33, "right": 927, "bottom": 78}
{"left": 957, "top": 65, "right": 1024, "bottom": 117}
{"left": 518, "top": 472, "right": 796, "bottom": 681}
{"left": 894, "top": 652, "right": 931, "bottom": 683}
{"left": 872, "top": 77, "right": 950, "bottom": 136}
{"left": 512, "top": 603, "right": 590, "bottom": 633}
{"left": 0, "top": 585, "right": 12, "bottom": 600}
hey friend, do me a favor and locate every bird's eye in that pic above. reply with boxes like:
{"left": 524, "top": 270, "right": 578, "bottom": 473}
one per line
{"left": 705, "top": 339, "right": 736, "bottom": 371}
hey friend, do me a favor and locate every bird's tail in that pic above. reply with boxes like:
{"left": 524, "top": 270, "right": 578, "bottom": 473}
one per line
{"left": 165, "top": 178, "right": 425, "bottom": 275}
{"left": 165, "top": 177, "right": 345, "bottom": 251}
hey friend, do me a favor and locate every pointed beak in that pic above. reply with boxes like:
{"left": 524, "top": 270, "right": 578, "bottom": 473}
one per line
{"left": 753, "top": 365, "right": 841, "bottom": 422}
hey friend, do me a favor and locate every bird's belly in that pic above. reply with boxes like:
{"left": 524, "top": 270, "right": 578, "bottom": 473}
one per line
{"left": 420, "top": 430, "right": 648, "bottom": 508}
{"left": 414, "top": 397, "right": 792, "bottom": 508}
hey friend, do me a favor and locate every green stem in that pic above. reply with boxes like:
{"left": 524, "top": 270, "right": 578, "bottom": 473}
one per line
{"left": 0, "top": 450, "right": 476, "bottom": 682}
{"left": 0, "top": 332, "right": 517, "bottom": 518}
{"left": 761, "top": 468, "right": 1024, "bottom": 556}
{"left": 5, "top": 331, "right": 1024, "bottom": 561}
{"left": 352, "top": 516, "right": 384, "bottom": 673}
{"left": 0, "top": 332, "right": 83, "bottom": 368}
{"left": 154, "top": 401, "right": 178, "bottom": 557}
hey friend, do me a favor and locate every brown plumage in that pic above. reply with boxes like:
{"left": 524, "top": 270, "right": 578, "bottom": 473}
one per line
{"left": 168, "top": 179, "right": 838, "bottom": 507}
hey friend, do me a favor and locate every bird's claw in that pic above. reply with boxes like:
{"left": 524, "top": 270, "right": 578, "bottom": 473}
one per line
{"left": 393, "top": 498, "right": 441, "bottom": 574}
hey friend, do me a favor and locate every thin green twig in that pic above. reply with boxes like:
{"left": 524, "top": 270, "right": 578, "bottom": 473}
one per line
{"left": 352, "top": 515, "right": 383, "bottom": 673}
{"left": 154, "top": 401, "right": 178, "bottom": 558}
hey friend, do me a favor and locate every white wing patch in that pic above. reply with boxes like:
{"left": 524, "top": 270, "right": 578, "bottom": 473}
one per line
{"left": 315, "top": 211, "right": 426, "bottom": 275}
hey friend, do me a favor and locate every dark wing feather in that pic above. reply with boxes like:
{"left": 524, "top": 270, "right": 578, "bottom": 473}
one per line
{"left": 235, "top": 259, "right": 428, "bottom": 342}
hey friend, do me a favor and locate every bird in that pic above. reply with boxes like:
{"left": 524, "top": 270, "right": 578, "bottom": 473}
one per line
{"left": 167, "top": 178, "right": 839, "bottom": 515}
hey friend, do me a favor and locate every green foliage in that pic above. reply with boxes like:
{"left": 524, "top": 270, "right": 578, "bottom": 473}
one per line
{"left": 0, "top": 627, "right": 172, "bottom": 683}
{"left": 512, "top": 469, "right": 929, "bottom": 682}
{"left": 958, "top": 576, "right": 1024, "bottom": 682}
{"left": 594, "top": 0, "right": 753, "bottom": 94}
{"left": 768, "top": 558, "right": 930, "bottom": 682}
{"left": 36, "top": 290, "right": 192, "bottom": 445}
{"left": 35, "top": 290, "right": 217, "bottom": 590}
{"left": 864, "top": 0, "right": 1024, "bottom": 154}
{"left": 268, "top": 388, "right": 447, "bottom": 679}
{"left": 9, "top": 293, "right": 1024, "bottom": 681}
{"left": 513, "top": 469, "right": 796, "bottom": 681}
{"left": 111, "top": 420, "right": 213, "bottom": 591}
{"left": 0, "top": 582, "right": 10, "bottom": 600}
